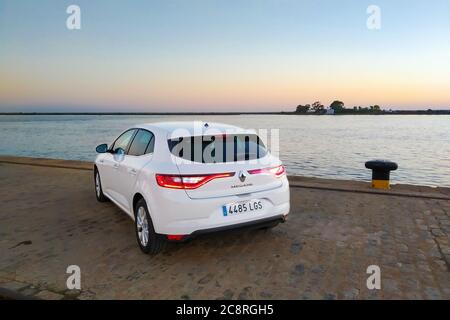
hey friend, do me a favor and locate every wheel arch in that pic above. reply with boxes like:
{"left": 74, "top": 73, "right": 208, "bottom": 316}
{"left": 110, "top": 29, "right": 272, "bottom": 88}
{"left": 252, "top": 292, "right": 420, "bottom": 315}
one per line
{"left": 132, "top": 193, "right": 144, "bottom": 214}
{"left": 132, "top": 192, "right": 159, "bottom": 231}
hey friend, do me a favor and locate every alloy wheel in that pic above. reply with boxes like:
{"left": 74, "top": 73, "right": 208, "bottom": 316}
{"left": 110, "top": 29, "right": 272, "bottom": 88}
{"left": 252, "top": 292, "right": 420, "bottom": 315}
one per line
{"left": 136, "top": 207, "right": 149, "bottom": 247}
{"left": 95, "top": 172, "right": 101, "bottom": 197}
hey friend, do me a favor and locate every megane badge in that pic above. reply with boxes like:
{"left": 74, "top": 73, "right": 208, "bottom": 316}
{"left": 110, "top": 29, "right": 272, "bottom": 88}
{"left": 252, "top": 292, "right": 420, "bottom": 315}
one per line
{"left": 239, "top": 170, "right": 247, "bottom": 182}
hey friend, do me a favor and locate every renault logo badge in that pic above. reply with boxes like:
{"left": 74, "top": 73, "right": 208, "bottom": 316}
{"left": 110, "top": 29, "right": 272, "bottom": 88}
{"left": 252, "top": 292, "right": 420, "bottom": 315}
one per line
{"left": 239, "top": 170, "right": 247, "bottom": 182}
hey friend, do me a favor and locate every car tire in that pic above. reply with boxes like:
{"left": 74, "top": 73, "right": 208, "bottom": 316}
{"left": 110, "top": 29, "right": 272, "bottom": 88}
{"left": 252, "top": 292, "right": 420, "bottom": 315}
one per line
{"left": 94, "top": 168, "right": 108, "bottom": 202}
{"left": 134, "top": 198, "right": 165, "bottom": 254}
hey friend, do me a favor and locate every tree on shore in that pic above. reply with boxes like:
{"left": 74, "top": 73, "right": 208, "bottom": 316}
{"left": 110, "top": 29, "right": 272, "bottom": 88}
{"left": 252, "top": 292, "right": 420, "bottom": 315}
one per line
{"left": 294, "top": 100, "right": 384, "bottom": 114}
{"left": 330, "top": 100, "right": 345, "bottom": 113}
{"left": 312, "top": 101, "right": 325, "bottom": 114}
{"left": 296, "top": 104, "right": 310, "bottom": 113}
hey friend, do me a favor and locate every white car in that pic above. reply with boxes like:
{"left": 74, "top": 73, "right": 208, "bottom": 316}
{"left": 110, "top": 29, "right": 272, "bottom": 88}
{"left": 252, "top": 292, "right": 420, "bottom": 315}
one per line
{"left": 94, "top": 122, "right": 290, "bottom": 254}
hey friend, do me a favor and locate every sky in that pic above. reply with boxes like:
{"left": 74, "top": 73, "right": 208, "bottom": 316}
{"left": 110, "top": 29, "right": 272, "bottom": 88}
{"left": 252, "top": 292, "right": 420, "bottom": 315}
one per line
{"left": 0, "top": 0, "right": 449, "bottom": 112}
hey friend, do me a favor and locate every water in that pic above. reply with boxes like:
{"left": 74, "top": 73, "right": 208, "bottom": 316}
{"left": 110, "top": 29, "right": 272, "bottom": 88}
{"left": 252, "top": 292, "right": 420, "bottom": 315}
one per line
{"left": 0, "top": 114, "right": 449, "bottom": 187}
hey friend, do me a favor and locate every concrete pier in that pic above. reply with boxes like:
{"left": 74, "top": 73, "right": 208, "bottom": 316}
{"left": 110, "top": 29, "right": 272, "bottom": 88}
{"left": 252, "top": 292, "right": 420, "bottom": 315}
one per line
{"left": 0, "top": 156, "right": 449, "bottom": 299}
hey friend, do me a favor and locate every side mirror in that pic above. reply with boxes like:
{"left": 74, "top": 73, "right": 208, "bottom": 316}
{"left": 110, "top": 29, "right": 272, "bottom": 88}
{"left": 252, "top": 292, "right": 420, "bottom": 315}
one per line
{"left": 95, "top": 144, "right": 108, "bottom": 153}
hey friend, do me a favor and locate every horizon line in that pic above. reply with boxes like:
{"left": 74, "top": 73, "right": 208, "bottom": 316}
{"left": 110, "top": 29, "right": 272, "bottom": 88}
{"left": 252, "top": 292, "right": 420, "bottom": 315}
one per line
{"left": 2, "top": 109, "right": 450, "bottom": 116}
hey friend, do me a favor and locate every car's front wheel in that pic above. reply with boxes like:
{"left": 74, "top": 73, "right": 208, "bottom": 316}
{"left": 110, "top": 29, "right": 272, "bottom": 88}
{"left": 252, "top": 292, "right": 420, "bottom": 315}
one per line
{"left": 135, "top": 198, "right": 165, "bottom": 254}
{"left": 94, "top": 168, "right": 108, "bottom": 202}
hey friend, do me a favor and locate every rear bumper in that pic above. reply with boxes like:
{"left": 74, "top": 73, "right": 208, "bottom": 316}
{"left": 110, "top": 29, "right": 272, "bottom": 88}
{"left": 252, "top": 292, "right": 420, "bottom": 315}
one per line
{"left": 165, "top": 214, "right": 287, "bottom": 242}
{"left": 146, "top": 177, "right": 290, "bottom": 235}
{"left": 191, "top": 214, "right": 286, "bottom": 236}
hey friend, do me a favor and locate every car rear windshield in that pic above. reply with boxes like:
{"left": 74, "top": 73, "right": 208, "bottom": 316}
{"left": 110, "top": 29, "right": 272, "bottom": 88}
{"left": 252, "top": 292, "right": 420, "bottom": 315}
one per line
{"left": 168, "top": 134, "right": 267, "bottom": 163}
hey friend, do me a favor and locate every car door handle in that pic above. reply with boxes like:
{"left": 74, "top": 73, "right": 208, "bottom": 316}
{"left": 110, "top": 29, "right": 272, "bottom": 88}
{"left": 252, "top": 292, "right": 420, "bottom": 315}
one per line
{"left": 128, "top": 168, "right": 137, "bottom": 175}
{"left": 113, "top": 163, "right": 120, "bottom": 169}
{"left": 99, "top": 159, "right": 104, "bottom": 163}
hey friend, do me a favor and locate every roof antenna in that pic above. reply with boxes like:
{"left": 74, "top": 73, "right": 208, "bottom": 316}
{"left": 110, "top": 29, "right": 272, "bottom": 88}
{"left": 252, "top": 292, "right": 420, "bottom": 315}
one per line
{"left": 204, "top": 122, "right": 209, "bottom": 128}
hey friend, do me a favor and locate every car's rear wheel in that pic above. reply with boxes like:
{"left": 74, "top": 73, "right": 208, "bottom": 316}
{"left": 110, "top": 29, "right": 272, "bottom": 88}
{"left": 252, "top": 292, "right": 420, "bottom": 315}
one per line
{"left": 94, "top": 169, "right": 108, "bottom": 202}
{"left": 135, "top": 198, "right": 165, "bottom": 254}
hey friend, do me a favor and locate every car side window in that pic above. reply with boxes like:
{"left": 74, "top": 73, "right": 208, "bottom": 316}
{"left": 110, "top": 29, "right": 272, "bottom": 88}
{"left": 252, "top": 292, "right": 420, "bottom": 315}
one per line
{"left": 128, "top": 129, "right": 155, "bottom": 156}
{"left": 111, "top": 129, "right": 137, "bottom": 153}
{"left": 145, "top": 134, "right": 155, "bottom": 154}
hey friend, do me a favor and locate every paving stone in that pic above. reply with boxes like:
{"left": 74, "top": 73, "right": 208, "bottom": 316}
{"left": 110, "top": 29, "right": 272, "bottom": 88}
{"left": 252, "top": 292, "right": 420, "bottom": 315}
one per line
{"left": 431, "top": 229, "right": 445, "bottom": 237}
{"left": 445, "top": 254, "right": 450, "bottom": 264}
{"left": 322, "top": 293, "right": 337, "bottom": 300}
{"left": 63, "top": 289, "right": 81, "bottom": 299}
{"left": 417, "top": 264, "right": 432, "bottom": 272}
{"left": 434, "top": 259, "right": 447, "bottom": 272}
{"left": 259, "top": 291, "right": 273, "bottom": 298}
{"left": 0, "top": 281, "right": 29, "bottom": 292}
{"left": 290, "top": 241, "right": 303, "bottom": 254}
{"left": 19, "top": 286, "right": 40, "bottom": 296}
{"left": 77, "top": 290, "right": 96, "bottom": 300}
{"left": 382, "top": 279, "right": 399, "bottom": 292}
{"left": 424, "top": 287, "right": 442, "bottom": 300}
{"left": 221, "top": 289, "right": 234, "bottom": 300}
{"left": 35, "top": 290, "right": 64, "bottom": 300}
{"left": 343, "top": 288, "right": 360, "bottom": 299}
{"left": 405, "top": 292, "right": 423, "bottom": 299}
{"left": 440, "top": 245, "right": 450, "bottom": 255}
{"left": 293, "top": 264, "right": 305, "bottom": 275}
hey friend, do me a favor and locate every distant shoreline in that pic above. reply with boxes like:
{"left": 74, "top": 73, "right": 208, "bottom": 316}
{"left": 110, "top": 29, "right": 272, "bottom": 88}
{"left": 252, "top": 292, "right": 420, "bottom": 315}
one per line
{"left": 1, "top": 110, "right": 450, "bottom": 116}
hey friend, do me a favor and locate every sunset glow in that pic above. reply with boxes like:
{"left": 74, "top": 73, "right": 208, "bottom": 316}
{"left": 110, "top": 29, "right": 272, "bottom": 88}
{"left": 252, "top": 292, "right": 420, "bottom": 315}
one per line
{"left": 1, "top": 0, "right": 449, "bottom": 112}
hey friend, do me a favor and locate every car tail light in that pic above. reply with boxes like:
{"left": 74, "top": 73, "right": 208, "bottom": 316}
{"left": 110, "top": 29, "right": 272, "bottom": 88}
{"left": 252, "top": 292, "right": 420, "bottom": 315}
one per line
{"left": 248, "top": 165, "right": 285, "bottom": 177}
{"left": 167, "top": 235, "right": 186, "bottom": 241}
{"left": 155, "top": 172, "right": 234, "bottom": 189}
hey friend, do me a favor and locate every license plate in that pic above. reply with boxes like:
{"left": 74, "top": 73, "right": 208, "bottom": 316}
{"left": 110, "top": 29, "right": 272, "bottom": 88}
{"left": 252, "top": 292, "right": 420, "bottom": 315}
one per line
{"left": 222, "top": 200, "right": 263, "bottom": 216}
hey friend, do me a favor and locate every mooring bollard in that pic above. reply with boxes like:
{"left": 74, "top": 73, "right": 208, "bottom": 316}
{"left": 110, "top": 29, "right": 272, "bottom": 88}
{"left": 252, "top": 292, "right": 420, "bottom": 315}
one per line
{"left": 365, "top": 160, "right": 398, "bottom": 189}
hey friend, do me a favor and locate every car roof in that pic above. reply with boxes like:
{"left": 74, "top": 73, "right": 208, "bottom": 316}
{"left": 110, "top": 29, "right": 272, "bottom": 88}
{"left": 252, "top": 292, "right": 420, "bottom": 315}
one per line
{"left": 135, "top": 121, "right": 255, "bottom": 138}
